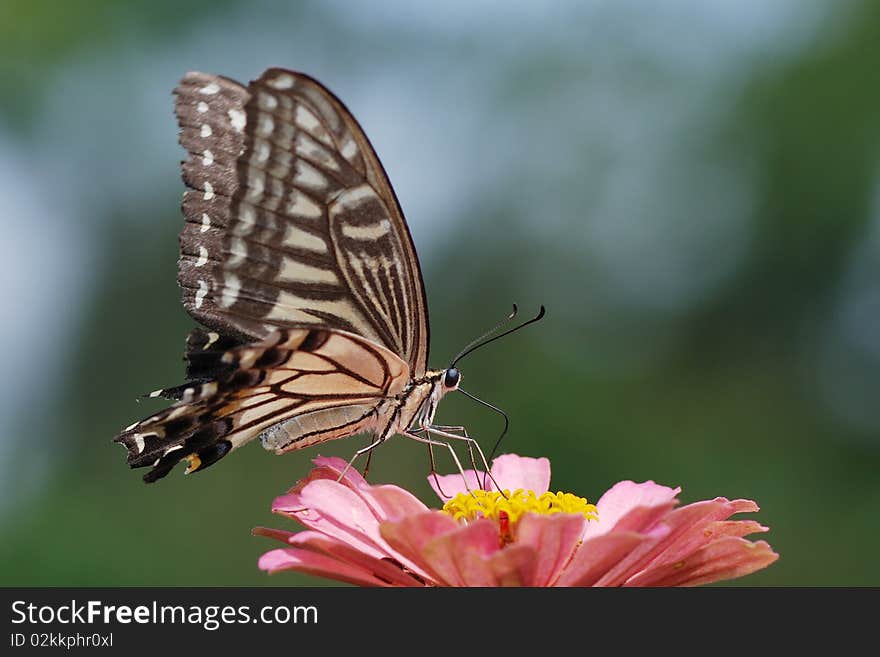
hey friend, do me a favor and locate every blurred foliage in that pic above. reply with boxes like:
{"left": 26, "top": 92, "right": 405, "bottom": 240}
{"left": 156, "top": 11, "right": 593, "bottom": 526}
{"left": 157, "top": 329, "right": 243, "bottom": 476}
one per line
{"left": 1, "top": 1, "right": 879, "bottom": 587}
{"left": 0, "top": 0, "right": 238, "bottom": 130}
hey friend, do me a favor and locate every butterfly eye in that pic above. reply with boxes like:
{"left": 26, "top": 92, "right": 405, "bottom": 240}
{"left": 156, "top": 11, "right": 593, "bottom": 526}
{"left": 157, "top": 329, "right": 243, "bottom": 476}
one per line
{"left": 444, "top": 368, "right": 460, "bottom": 389}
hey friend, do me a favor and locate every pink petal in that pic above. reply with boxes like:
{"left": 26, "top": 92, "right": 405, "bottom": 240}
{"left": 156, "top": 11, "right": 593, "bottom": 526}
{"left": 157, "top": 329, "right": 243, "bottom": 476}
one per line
{"left": 428, "top": 469, "right": 485, "bottom": 501}
{"left": 702, "top": 519, "right": 770, "bottom": 540}
{"left": 486, "top": 545, "right": 537, "bottom": 586}
{"left": 285, "top": 530, "right": 427, "bottom": 587}
{"left": 286, "top": 455, "right": 370, "bottom": 493}
{"left": 293, "top": 457, "right": 416, "bottom": 524}
{"left": 380, "top": 513, "right": 501, "bottom": 586}
{"left": 555, "top": 532, "right": 648, "bottom": 587}
{"left": 252, "top": 526, "right": 296, "bottom": 543}
{"left": 420, "top": 520, "right": 502, "bottom": 586}
{"left": 428, "top": 454, "right": 552, "bottom": 501}
{"left": 258, "top": 548, "right": 390, "bottom": 587}
{"left": 490, "top": 454, "right": 551, "bottom": 495}
{"left": 583, "top": 480, "right": 680, "bottom": 540}
{"left": 310, "top": 455, "right": 372, "bottom": 488}
{"left": 623, "top": 499, "right": 769, "bottom": 584}
{"left": 380, "top": 512, "right": 463, "bottom": 584}
{"left": 625, "top": 537, "right": 779, "bottom": 587}
{"left": 272, "top": 492, "right": 307, "bottom": 514}
{"left": 368, "top": 484, "right": 431, "bottom": 521}
{"left": 514, "top": 513, "right": 588, "bottom": 586}
{"left": 273, "top": 480, "right": 390, "bottom": 559}
{"left": 597, "top": 498, "right": 757, "bottom": 586}
{"left": 599, "top": 500, "right": 679, "bottom": 536}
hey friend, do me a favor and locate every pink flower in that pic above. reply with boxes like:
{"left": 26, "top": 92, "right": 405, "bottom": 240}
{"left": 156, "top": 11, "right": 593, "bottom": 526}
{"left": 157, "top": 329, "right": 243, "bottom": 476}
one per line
{"left": 254, "top": 454, "right": 778, "bottom": 586}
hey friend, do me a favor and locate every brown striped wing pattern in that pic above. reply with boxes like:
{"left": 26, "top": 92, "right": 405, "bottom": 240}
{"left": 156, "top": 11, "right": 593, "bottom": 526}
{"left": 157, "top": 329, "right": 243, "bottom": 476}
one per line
{"left": 115, "top": 328, "right": 409, "bottom": 482}
{"left": 174, "top": 68, "right": 429, "bottom": 375}
{"left": 114, "top": 68, "right": 432, "bottom": 482}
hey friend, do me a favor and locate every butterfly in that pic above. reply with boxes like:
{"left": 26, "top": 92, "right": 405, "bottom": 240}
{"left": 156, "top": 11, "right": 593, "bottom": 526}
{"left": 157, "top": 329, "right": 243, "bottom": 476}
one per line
{"left": 114, "top": 68, "right": 542, "bottom": 483}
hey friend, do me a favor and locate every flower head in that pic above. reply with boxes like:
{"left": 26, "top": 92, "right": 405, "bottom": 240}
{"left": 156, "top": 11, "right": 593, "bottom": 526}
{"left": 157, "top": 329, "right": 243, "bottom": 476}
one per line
{"left": 255, "top": 454, "right": 778, "bottom": 586}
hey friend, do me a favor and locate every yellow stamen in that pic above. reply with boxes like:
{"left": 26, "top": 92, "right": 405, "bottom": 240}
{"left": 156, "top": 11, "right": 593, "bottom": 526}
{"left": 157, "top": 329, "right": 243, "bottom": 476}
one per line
{"left": 442, "top": 489, "right": 598, "bottom": 542}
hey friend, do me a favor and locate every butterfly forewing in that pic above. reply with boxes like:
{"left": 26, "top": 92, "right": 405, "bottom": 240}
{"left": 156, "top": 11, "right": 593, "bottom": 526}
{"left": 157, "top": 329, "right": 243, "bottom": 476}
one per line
{"left": 115, "top": 68, "right": 435, "bottom": 482}
{"left": 174, "top": 69, "right": 429, "bottom": 372}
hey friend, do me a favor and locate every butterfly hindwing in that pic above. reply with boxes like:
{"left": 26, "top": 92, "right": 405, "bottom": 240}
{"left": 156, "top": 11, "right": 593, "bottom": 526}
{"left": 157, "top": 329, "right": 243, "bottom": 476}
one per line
{"left": 114, "top": 328, "right": 410, "bottom": 482}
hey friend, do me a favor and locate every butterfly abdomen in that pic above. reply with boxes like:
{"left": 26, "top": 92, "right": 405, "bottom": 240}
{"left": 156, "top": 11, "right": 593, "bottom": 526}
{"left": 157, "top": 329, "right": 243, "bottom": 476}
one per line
{"left": 259, "top": 403, "right": 380, "bottom": 453}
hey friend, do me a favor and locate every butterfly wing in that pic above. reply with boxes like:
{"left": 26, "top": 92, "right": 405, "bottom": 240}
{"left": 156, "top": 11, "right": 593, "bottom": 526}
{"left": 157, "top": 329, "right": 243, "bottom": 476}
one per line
{"left": 115, "top": 69, "right": 434, "bottom": 481}
{"left": 174, "top": 68, "right": 429, "bottom": 375}
{"left": 114, "top": 328, "right": 409, "bottom": 482}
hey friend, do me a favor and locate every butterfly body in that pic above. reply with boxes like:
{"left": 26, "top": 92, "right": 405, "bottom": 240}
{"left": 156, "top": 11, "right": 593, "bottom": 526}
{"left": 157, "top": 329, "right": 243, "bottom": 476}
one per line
{"left": 115, "top": 68, "right": 468, "bottom": 482}
{"left": 258, "top": 365, "right": 458, "bottom": 455}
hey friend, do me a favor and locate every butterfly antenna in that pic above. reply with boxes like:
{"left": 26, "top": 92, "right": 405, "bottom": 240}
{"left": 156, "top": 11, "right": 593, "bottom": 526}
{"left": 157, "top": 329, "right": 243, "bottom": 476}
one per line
{"left": 458, "top": 388, "right": 510, "bottom": 489}
{"left": 451, "top": 305, "right": 546, "bottom": 367}
{"left": 449, "top": 304, "right": 518, "bottom": 366}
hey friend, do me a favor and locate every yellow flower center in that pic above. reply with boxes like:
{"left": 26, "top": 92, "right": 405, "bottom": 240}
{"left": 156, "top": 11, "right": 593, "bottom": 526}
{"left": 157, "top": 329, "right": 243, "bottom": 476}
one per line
{"left": 442, "top": 489, "right": 598, "bottom": 545}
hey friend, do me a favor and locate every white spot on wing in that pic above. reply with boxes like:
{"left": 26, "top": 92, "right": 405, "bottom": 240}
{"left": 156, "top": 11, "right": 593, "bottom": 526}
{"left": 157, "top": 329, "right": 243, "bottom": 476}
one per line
{"left": 228, "top": 108, "right": 246, "bottom": 132}
{"left": 268, "top": 74, "right": 295, "bottom": 90}
{"left": 220, "top": 274, "right": 241, "bottom": 308}
{"left": 125, "top": 421, "right": 139, "bottom": 432}
{"left": 200, "top": 124, "right": 212, "bottom": 138}
{"left": 195, "top": 246, "right": 209, "bottom": 267}
{"left": 195, "top": 280, "right": 208, "bottom": 309}
{"left": 233, "top": 204, "right": 256, "bottom": 236}
{"left": 341, "top": 138, "right": 358, "bottom": 160}
{"left": 254, "top": 139, "right": 271, "bottom": 163}
{"left": 134, "top": 435, "right": 145, "bottom": 454}
{"left": 295, "top": 105, "right": 321, "bottom": 133}
{"left": 257, "top": 113, "right": 274, "bottom": 137}
{"left": 341, "top": 219, "right": 392, "bottom": 241}
{"left": 333, "top": 184, "right": 378, "bottom": 210}
{"left": 197, "top": 101, "right": 209, "bottom": 113}
{"left": 246, "top": 170, "right": 266, "bottom": 201}
{"left": 258, "top": 92, "right": 278, "bottom": 110}
{"left": 148, "top": 389, "right": 163, "bottom": 398}
{"left": 205, "top": 332, "right": 220, "bottom": 349}
{"left": 199, "top": 82, "right": 220, "bottom": 95}
{"left": 203, "top": 182, "right": 215, "bottom": 200}
{"left": 227, "top": 237, "right": 248, "bottom": 268}
{"left": 165, "top": 406, "right": 189, "bottom": 420}
{"left": 202, "top": 150, "right": 214, "bottom": 166}
{"left": 200, "top": 213, "right": 211, "bottom": 232}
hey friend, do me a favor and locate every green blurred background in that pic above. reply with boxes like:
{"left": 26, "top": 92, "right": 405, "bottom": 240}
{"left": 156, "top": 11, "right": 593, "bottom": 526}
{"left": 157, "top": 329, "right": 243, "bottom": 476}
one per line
{"left": 1, "top": 0, "right": 878, "bottom": 586}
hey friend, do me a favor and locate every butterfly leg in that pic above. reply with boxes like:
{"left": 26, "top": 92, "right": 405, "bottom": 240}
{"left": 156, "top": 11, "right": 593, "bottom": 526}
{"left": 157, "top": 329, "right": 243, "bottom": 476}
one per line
{"left": 402, "top": 431, "right": 473, "bottom": 495}
{"left": 424, "top": 443, "right": 452, "bottom": 499}
{"left": 418, "top": 425, "right": 481, "bottom": 486}
{"left": 421, "top": 425, "right": 503, "bottom": 493}
{"left": 410, "top": 426, "right": 471, "bottom": 490}
{"left": 362, "top": 437, "right": 376, "bottom": 479}
{"left": 337, "top": 434, "right": 384, "bottom": 483}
